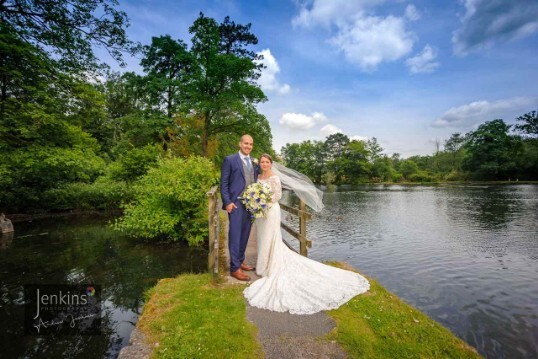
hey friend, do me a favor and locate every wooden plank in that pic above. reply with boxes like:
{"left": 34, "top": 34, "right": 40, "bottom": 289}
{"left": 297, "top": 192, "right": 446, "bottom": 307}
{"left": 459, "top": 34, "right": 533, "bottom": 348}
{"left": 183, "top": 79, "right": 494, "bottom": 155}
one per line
{"left": 207, "top": 186, "right": 218, "bottom": 278}
{"left": 280, "top": 222, "right": 301, "bottom": 241}
{"left": 299, "top": 200, "right": 307, "bottom": 256}
{"left": 279, "top": 203, "right": 312, "bottom": 220}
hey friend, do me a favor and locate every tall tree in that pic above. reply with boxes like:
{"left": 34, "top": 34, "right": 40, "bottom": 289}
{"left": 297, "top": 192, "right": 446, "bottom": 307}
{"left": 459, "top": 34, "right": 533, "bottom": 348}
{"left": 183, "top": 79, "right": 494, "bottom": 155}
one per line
{"left": 185, "top": 13, "right": 266, "bottom": 156}
{"left": 141, "top": 35, "right": 192, "bottom": 119}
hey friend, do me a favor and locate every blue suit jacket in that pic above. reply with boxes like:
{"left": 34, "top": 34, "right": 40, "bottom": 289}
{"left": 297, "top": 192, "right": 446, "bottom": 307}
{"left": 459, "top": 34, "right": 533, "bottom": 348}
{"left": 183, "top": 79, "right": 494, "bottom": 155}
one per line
{"left": 221, "top": 153, "right": 258, "bottom": 210}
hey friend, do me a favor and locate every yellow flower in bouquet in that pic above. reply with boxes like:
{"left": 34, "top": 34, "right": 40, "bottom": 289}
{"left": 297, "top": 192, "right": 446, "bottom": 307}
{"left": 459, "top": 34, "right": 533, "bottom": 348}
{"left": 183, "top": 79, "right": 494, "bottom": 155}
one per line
{"left": 240, "top": 182, "right": 273, "bottom": 222}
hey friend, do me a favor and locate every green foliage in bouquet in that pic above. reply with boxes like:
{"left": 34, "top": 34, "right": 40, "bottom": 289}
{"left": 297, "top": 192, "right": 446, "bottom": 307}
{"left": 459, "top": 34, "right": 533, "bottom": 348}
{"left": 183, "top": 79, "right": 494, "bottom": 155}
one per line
{"left": 114, "top": 155, "right": 218, "bottom": 245}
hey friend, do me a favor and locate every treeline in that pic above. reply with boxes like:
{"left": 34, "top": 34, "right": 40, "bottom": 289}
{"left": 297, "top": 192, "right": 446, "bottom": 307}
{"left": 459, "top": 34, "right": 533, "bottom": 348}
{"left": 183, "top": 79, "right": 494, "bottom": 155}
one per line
{"left": 281, "top": 114, "right": 538, "bottom": 184}
{"left": 1, "top": 2, "right": 270, "bottom": 244}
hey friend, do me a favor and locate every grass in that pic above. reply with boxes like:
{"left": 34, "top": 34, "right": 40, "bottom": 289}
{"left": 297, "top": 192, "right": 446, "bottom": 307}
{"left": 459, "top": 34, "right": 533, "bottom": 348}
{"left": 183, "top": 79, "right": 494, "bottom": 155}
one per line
{"left": 136, "top": 259, "right": 482, "bottom": 359}
{"left": 136, "top": 273, "right": 262, "bottom": 359}
{"left": 325, "top": 262, "right": 482, "bottom": 359}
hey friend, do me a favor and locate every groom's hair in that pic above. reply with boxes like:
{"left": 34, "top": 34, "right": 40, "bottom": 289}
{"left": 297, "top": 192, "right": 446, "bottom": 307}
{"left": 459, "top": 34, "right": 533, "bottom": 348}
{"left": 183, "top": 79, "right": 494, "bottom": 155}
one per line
{"left": 260, "top": 153, "right": 273, "bottom": 163}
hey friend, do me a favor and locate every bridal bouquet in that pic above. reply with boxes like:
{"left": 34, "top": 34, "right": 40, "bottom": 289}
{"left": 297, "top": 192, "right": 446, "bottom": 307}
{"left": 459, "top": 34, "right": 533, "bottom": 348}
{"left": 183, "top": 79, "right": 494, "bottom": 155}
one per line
{"left": 240, "top": 182, "right": 273, "bottom": 221}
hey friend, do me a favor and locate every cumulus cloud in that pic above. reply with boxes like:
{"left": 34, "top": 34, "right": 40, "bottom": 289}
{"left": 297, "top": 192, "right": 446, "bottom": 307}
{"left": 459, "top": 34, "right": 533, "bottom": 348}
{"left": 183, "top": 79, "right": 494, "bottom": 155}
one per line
{"left": 280, "top": 112, "right": 327, "bottom": 130}
{"left": 452, "top": 0, "right": 538, "bottom": 55}
{"left": 330, "top": 15, "right": 415, "bottom": 71}
{"left": 292, "top": 0, "right": 417, "bottom": 71}
{"left": 406, "top": 45, "right": 439, "bottom": 74}
{"left": 256, "top": 49, "right": 291, "bottom": 94}
{"left": 432, "top": 97, "right": 537, "bottom": 128}
{"left": 320, "top": 124, "right": 342, "bottom": 136}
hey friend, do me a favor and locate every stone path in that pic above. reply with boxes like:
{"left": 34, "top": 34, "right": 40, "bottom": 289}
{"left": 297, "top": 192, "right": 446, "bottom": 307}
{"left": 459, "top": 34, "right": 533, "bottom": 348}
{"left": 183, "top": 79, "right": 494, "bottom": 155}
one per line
{"left": 224, "top": 223, "right": 347, "bottom": 359}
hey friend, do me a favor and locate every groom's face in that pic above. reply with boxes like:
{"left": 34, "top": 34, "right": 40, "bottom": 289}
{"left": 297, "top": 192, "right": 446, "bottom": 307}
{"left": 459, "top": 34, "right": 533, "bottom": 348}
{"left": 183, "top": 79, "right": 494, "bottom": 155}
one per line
{"left": 239, "top": 136, "right": 253, "bottom": 156}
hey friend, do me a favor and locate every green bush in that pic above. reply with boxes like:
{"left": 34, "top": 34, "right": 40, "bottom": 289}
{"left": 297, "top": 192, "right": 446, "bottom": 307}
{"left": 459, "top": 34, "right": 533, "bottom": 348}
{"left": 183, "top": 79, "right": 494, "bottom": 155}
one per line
{"left": 445, "top": 170, "right": 463, "bottom": 181}
{"left": 107, "top": 144, "right": 162, "bottom": 182}
{"left": 391, "top": 172, "right": 403, "bottom": 182}
{"left": 409, "top": 171, "right": 436, "bottom": 182}
{"left": 42, "top": 179, "right": 133, "bottom": 211}
{"left": 113, "top": 155, "right": 218, "bottom": 245}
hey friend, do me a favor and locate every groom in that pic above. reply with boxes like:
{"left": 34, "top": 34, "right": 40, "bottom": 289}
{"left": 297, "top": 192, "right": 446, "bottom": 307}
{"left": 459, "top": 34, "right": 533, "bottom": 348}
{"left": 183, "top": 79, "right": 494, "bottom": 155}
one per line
{"left": 221, "top": 134, "right": 258, "bottom": 281}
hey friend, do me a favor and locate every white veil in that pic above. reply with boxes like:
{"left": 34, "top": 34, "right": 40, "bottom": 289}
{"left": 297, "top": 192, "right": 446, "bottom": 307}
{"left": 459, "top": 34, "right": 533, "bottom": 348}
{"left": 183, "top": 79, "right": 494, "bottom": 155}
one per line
{"left": 272, "top": 162, "right": 324, "bottom": 212}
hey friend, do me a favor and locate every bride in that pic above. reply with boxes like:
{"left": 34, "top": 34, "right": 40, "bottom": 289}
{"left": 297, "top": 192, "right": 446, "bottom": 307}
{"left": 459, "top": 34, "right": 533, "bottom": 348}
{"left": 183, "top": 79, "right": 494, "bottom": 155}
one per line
{"left": 243, "top": 154, "right": 370, "bottom": 315}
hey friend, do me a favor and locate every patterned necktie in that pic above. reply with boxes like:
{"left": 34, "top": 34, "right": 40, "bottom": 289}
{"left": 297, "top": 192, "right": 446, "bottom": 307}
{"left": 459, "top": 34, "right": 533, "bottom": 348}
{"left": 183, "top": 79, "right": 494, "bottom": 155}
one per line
{"left": 244, "top": 157, "right": 252, "bottom": 170}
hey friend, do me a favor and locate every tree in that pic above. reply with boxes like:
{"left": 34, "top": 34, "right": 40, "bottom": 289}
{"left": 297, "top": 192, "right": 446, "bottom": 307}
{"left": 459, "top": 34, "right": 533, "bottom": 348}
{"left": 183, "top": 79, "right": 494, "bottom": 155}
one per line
{"left": 184, "top": 13, "right": 266, "bottom": 156}
{"left": 366, "top": 137, "right": 383, "bottom": 162}
{"left": 462, "top": 119, "right": 522, "bottom": 180}
{"left": 371, "top": 156, "right": 394, "bottom": 182}
{"left": 281, "top": 140, "right": 325, "bottom": 182}
{"left": 0, "top": 0, "right": 136, "bottom": 72}
{"left": 340, "top": 140, "right": 370, "bottom": 183}
{"left": 444, "top": 133, "right": 465, "bottom": 171}
{"left": 400, "top": 160, "right": 419, "bottom": 179}
{"left": 141, "top": 35, "right": 192, "bottom": 119}
{"left": 324, "top": 133, "right": 350, "bottom": 159}
{"left": 514, "top": 110, "right": 538, "bottom": 137}
{"left": 0, "top": 26, "right": 109, "bottom": 212}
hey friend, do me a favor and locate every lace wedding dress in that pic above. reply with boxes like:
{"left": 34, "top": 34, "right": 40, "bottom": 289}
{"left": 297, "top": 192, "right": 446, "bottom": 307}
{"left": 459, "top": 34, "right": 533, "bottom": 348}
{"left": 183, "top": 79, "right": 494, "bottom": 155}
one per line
{"left": 243, "top": 175, "right": 370, "bottom": 315}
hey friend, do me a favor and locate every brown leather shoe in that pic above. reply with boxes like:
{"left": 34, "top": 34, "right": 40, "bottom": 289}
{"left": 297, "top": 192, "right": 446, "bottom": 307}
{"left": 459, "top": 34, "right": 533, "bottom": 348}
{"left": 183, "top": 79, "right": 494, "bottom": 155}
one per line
{"left": 230, "top": 269, "right": 250, "bottom": 281}
{"left": 241, "top": 263, "right": 255, "bottom": 271}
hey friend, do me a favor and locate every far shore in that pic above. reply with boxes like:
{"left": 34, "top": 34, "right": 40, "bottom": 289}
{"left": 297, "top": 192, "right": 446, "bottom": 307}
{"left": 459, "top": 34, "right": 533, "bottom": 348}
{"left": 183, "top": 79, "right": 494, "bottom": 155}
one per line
{"left": 4, "top": 181, "right": 537, "bottom": 220}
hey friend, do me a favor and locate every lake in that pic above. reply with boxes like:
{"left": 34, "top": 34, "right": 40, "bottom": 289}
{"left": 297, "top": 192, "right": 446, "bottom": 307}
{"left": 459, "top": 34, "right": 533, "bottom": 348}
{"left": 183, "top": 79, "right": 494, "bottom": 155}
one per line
{"left": 283, "top": 184, "right": 538, "bottom": 359}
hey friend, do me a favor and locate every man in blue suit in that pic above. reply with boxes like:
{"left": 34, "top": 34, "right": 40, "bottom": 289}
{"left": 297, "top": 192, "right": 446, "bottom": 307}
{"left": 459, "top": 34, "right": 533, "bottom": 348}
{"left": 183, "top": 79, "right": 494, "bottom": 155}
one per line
{"left": 221, "top": 134, "right": 258, "bottom": 281}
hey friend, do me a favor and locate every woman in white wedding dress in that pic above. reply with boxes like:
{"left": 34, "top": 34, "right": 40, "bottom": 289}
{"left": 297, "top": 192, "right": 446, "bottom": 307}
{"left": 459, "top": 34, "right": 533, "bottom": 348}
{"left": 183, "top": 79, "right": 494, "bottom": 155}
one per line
{"left": 243, "top": 154, "right": 370, "bottom": 315}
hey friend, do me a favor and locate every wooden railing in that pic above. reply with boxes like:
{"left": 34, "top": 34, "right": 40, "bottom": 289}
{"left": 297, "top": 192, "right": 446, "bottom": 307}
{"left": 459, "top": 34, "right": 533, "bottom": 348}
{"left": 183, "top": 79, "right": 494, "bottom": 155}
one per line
{"left": 280, "top": 200, "right": 312, "bottom": 257}
{"left": 207, "top": 189, "right": 313, "bottom": 277}
{"left": 206, "top": 186, "right": 219, "bottom": 279}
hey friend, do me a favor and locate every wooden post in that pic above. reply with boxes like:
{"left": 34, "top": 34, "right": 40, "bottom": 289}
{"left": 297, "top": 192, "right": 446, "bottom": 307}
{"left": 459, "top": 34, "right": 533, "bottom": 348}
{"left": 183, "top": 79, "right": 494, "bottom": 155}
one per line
{"left": 206, "top": 186, "right": 219, "bottom": 279}
{"left": 299, "top": 200, "right": 307, "bottom": 256}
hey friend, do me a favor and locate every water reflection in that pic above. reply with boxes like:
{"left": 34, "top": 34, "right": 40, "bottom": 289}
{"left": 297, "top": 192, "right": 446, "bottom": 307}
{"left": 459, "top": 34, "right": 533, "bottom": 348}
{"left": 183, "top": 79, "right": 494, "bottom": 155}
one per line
{"left": 0, "top": 214, "right": 207, "bottom": 359}
{"left": 293, "top": 184, "right": 538, "bottom": 359}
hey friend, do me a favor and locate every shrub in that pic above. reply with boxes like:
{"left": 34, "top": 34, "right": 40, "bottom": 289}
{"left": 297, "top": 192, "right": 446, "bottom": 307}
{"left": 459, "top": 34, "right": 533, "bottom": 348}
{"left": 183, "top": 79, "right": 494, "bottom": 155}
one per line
{"left": 409, "top": 171, "right": 436, "bottom": 182}
{"left": 42, "top": 178, "right": 133, "bottom": 211}
{"left": 114, "top": 155, "right": 218, "bottom": 245}
{"left": 107, "top": 144, "right": 162, "bottom": 182}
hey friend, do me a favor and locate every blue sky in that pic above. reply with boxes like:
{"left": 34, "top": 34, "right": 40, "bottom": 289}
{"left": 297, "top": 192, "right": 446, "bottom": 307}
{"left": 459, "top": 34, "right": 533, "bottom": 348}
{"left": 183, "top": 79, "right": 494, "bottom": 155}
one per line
{"left": 107, "top": 0, "right": 538, "bottom": 157}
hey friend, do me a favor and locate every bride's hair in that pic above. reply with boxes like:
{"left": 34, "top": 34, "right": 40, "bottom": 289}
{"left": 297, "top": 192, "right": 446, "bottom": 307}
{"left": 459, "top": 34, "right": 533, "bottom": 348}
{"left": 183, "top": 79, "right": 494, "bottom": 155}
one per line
{"left": 259, "top": 153, "right": 273, "bottom": 163}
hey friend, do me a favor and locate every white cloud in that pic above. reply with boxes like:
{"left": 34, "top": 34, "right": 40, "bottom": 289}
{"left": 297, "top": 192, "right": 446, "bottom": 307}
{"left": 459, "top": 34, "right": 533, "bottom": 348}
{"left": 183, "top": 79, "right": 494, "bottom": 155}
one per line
{"left": 351, "top": 135, "right": 369, "bottom": 142}
{"left": 404, "top": 4, "right": 420, "bottom": 21}
{"left": 452, "top": 0, "right": 538, "bottom": 55}
{"left": 320, "top": 124, "right": 342, "bottom": 136}
{"left": 331, "top": 15, "right": 415, "bottom": 71}
{"left": 292, "top": 0, "right": 383, "bottom": 28}
{"left": 433, "top": 97, "right": 537, "bottom": 128}
{"left": 406, "top": 45, "right": 439, "bottom": 74}
{"left": 256, "top": 49, "right": 291, "bottom": 94}
{"left": 292, "top": 0, "right": 417, "bottom": 71}
{"left": 280, "top": 112, "right": 327, "bottom": 130}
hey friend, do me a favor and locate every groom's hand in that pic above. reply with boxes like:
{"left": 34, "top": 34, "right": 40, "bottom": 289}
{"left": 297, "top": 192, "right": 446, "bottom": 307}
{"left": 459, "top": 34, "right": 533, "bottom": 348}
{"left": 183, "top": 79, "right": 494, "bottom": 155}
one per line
{"left": 226, "top": 203, "right": 237, "bottom": 213}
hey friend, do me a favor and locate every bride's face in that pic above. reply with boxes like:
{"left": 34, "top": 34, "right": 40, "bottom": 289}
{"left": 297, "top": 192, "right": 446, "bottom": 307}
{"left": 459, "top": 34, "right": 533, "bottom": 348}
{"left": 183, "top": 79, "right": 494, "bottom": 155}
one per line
{"left": 259, "top": 157, "right": 272, "bottom": 172}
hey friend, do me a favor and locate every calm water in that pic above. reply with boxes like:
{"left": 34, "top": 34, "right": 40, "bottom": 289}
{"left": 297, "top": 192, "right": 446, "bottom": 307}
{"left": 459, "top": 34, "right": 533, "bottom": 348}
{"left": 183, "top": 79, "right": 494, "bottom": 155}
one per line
{"left": 284, "top": 184, "right": 538, "bottom": 359}
{"left": 0, "top": 215, "right": 207, "bottom": 359}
